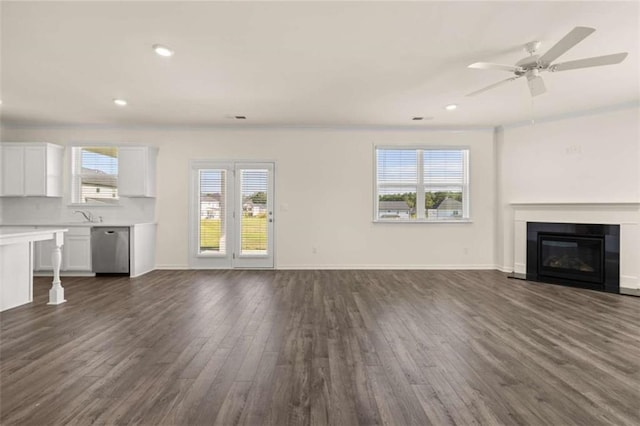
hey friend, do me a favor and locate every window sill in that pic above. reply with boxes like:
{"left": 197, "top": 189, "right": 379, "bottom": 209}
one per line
{"left": 373, "top": 219, "right": 473, "bottom": 224}
{"left": 67, "top": 203, "right": 122, "bottom": 208}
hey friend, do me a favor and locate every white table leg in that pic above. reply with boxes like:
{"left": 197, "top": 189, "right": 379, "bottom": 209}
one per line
{"left": 47, "top": 231, "right": 66, "bottom": 305}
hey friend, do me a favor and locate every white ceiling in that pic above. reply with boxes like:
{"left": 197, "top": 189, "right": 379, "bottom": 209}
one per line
{"left": 1, "top": 1, "right": 638, "bottom": 128}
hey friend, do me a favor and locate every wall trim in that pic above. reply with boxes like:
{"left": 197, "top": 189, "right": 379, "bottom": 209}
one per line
{"left": 275, "top": 264, "right": 497, "bottom": 270}
{"left": 155, "top": 264, "right": 190, "bottom": 270}
{"left": 156, "top": 264, "right": 498, "bottom": 271}
{"left": 620, "top": 287, "right": 640, "bottom": 297}
{"left": 502, "top": 101, "right": 639, "bottom": 129}
{"left": 0, "top": 121, "right": 495, "bottom": 133}
{"left": 620, "top": 275, "right": 639, "bottom": 290}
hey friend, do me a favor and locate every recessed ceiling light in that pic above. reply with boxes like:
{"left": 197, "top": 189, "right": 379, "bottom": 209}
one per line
{"left": 113, "top": 98, "right": 128, "bottom": 107}
{"left": 445, "top": 104, "right": 458, "bottom": 111}
{"left": 153, "top": 44, "right": 174, "bottom": 57}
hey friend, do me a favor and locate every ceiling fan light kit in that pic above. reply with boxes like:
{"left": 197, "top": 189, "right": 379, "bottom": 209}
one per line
{"left": 466, "top": 26, "right": 628, "bottom": 98}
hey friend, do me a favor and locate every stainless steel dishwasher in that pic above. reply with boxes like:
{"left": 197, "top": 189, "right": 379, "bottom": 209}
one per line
{"left": 91, "top": 227, "right": 130, "bottom": 274}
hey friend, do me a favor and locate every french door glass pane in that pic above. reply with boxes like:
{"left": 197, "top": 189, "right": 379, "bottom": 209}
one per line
{"left": 240, "top": 169, "right": 268, "bottom": 255}
{"left": 199, "top": 170, "right": 226, "bottom": 254}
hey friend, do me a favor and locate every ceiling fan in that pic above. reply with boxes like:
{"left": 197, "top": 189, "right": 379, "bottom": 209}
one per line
{"left": 466, "top": 26, "right": 628, "bottom": 97}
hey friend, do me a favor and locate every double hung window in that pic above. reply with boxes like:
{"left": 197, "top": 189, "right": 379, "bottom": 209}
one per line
{"left": 71, "top": 147, "right": 118, "bottom": 204}
{"left": 375, "top": 147, "right": 469, "bottom": 221}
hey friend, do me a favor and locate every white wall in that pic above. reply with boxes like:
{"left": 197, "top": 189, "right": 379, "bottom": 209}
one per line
{"left": 496, "top": 105, "right": 640, "bottom": 271}
{"left": 0, "top": 126, "right": 496, "bottom": 269}
{"left": 500, "top": 106, "right": 639, "bottom": 204}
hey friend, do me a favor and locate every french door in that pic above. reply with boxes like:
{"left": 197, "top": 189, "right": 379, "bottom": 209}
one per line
{"left": 189, "top": 161, "right": 274, "bottom": 269}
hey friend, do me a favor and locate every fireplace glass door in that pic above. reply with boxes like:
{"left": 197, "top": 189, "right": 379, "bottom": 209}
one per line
{"left": 537, "top": 234, "right": 604, "bottom": 284}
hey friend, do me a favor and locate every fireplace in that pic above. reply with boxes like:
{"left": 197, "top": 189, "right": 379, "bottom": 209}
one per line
{"left": 538, "top": 234, "right": 604, "bottom": 283}
{"left": 526, "top": 222, "right": 620, "bottom": 293}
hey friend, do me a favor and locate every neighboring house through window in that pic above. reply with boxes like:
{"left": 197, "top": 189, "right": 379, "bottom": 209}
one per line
{"left": 71, "top": 147, "right": 119, "bottom": 204}
{"left": 375, "top": 147, "right": 469, "bottom": 221}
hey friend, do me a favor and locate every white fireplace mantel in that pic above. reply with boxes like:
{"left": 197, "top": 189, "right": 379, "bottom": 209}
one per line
{"left": 509, "top": 202, "right": 640, "bottom": 295}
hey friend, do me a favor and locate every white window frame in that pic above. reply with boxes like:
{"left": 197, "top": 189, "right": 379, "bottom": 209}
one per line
{"left": 70, "top": 145, "right": 120, "bottom": 205}
{"left": 373, "top": 145, "right": 470, "bottom": 223}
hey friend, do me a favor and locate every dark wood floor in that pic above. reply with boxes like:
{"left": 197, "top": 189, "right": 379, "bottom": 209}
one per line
{"left": 1, "top": 270, "right": 638, "bottom": 425}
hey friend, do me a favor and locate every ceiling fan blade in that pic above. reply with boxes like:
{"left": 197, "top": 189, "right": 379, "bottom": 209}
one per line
{"left": 466, "top": 76, "right": 521, "bottom": 97}
{"left": 468, "top": 62, "right": 521, "bottom": 73}
{"left": 526, "top": 74, "right": 546, "bottom": 97}
{"left": 539, "top": 26, "right": 596, "bottom": 65}
{"left": 551, "top": 52, "right": 628, "bottom": 72}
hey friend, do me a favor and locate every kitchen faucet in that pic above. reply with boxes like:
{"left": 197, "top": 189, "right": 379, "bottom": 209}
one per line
{"left": 74, "top": 210, "right": 95, "bottom": 222}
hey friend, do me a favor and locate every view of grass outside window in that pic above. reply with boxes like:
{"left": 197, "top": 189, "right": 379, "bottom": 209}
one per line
{"left": 71, "top": 147, "right": 118, "bottom": 204}
{"left": 239, "top": 169, "right": 269, "bottom": 255}
{"left": 376, "top": 147, "right": 469, "bottom": 221}
{"left": 198, "top": 169, "right": 269, "bottom": 254}
{"left": 199, "top": 169, "right": 227, "bottom": 254}
{"left": 200, "top": 216, "right": 268, "bottom": 251}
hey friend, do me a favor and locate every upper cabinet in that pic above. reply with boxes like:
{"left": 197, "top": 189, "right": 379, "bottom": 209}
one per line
{"left": 1, "top": 143, "right": 64, "bottom": 197}
{"left": 118, "top": 146, "right": 158, "bottom": 198}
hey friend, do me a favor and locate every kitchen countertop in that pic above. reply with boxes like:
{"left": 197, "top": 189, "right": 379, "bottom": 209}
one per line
{"left": 0, "top": 222, "right": 157, "bottom": 227}
{"left": 0, "top": 226, "right": 69, "bottom": 311}
{"left": 0, "top": 226, "right": 68, "bottom": 243}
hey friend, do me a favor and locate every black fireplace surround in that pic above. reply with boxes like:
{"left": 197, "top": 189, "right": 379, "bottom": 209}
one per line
{"left": 526, "top": 222, "right": 620, "bottom": 293}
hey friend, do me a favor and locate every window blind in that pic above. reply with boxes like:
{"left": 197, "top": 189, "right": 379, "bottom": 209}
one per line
{"left": 240, "top": 169, "right": 269, "bottom": 255}
{"left": 423, "top": 150, "right": 467, "bottom": 219}
{"left": 199, "top": 170, "right": 226, "bottom": 254}
{"left": 375, "top": 147, "right": 469, "bottom": 221}
{"left": 376, "top": 149, "right": 417, "bottom": 220}
{"left": 72, "top": 147, "right": 118, "bottom": 204}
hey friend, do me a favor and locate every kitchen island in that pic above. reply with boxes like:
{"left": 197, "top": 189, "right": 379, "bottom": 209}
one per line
{"left": 2, "top": 222, "right": 157, "bottom": 277}
{"left": 0, "top": 227, "right": 67, "bottom": 312}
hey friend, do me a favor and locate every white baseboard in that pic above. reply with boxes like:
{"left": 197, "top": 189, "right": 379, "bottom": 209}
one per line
{"left": 34, "top": 271, "right": 95, "bottom": 277}
{"left": 495, "top": 265, "right": 513, "bottom": 273}
{"left": 275, "top": 264, "right": 497, "bottom": 270}
{"left": 155, "top": 264, "right": 190, "bottom": 270}
{"left": 157, "top": 263, "right": 499, "bottom": 271}
{"left": 130, "top": 268, "right": 154, "bottom": 278}
{"left": 620, "top": 274, "right": 638, "bottom": 287}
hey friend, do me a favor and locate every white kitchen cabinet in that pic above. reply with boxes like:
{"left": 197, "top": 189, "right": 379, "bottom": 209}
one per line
{"left": 34, "top": 227, "right": 92, "bottom": 273}
{"left": 0, "top": 143, "right": 63, "bottom": 197}
{"left": 64, "top": 233, "right": 92, "bottom": 271}
{"left": 118, "top": 146, "right": 158, "bottom": 197}
{"left": 1, "top": 145, "right": 24, "bottom": 196}
{"left": 31, "top": 223, "right": 156, "bottom": 277}
{"left": 35, "top": 238, "right": 56, "bottom": 270}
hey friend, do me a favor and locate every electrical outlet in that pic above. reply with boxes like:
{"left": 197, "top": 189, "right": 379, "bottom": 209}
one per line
{"left": 312, "top": 246, "right": 317, "bottom": 254}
